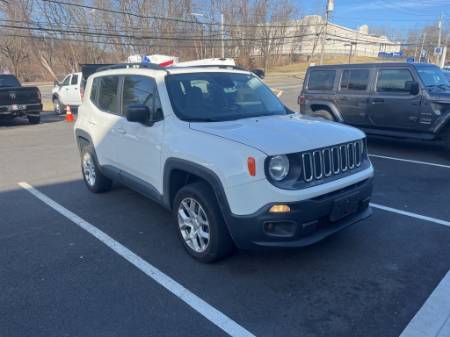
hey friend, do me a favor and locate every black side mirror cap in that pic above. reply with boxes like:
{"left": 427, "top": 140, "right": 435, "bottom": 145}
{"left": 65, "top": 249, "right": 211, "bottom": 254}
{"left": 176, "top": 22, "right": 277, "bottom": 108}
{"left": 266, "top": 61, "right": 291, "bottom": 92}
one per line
{"left": 54, "top": 80, "right": 60, "bottom": 86}
{"left": 126, "top": 104, "right": 151, "bottom": 124}
{"left": 406, "top": 81, "right": 420, "bottom": 95}
{"left": 251, "top": 68, "right": 265, "bottom": 79}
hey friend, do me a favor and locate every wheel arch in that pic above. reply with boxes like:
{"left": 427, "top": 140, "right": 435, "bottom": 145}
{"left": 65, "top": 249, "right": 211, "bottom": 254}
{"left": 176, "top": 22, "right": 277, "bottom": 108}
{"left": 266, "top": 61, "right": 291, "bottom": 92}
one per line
{"left": 75, "top": 128, "right": 93, "bottom": 153}
{"left": 308, "top": 101, "right": 343, "bottom": 122}
{"left": 163, "top": 158, "right": 231, "bottom": 217}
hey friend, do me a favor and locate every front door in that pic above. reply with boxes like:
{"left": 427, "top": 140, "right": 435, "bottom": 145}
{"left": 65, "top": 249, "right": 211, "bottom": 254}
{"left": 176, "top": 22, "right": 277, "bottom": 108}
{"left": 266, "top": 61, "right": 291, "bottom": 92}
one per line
{"left": 368, "top": 68, "right": 421, "bottom": 129}
{"left": 335, "top": 68, "right": 371, "bottom": 126}
{"left": 114, "top": 75, "right": 164, "bottom": 193}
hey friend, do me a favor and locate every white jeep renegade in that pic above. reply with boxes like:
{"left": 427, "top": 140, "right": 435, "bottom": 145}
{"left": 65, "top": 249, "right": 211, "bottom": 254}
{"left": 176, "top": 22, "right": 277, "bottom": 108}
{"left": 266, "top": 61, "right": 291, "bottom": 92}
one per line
{"left": 74, "top": 63, "right": 374, "bottom": 262}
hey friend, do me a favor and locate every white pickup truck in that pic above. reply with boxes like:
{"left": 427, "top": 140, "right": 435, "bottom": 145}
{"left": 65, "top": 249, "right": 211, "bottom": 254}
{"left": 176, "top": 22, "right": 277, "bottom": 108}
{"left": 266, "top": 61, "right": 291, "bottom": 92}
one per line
{"left": 52, "top": 72, "right": 83, "bottom": 114}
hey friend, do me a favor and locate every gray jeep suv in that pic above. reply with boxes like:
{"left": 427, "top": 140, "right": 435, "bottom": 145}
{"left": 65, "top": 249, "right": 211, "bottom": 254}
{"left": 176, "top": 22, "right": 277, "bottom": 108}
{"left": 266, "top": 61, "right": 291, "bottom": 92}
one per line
{"left": 299, "top": 63, "right": 450, "bottom": 152}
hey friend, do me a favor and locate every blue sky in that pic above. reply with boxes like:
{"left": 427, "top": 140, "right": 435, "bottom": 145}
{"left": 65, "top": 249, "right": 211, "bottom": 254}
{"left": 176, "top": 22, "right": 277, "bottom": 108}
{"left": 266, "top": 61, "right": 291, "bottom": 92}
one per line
{"left": 300, "top": 0, "right": 449, "bottom": 33}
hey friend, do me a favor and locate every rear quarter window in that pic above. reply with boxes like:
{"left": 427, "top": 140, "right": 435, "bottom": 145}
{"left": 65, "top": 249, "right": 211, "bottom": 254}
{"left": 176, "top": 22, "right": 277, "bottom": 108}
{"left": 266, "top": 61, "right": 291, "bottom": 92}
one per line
{"left": 91, "top": 76, "right": 119, "bottom": 114}
{"left": 307, "top": 70, "right": 336, "bottom": 91}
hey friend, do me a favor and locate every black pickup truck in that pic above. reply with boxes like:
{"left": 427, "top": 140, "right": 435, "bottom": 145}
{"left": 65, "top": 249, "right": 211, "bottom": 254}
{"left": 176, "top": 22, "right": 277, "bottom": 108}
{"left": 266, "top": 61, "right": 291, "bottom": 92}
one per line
{"left": 0, "top": 74, "right": 42, "bottom": 124}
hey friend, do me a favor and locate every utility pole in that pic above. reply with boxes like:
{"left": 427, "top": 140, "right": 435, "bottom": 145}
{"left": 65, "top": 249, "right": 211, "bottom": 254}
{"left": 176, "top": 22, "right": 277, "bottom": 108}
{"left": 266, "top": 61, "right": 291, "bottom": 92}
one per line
{"left": 220, "top": 12, "right": 225, "bottom": 58}
{"left": 437, "top": 12, "right": 443, "bottom": 48}
{"left": 419, "top": 32, "right": 426, "bottom": 62}
{"left": 319, "top": 0, "right": 334, "bottom": 65}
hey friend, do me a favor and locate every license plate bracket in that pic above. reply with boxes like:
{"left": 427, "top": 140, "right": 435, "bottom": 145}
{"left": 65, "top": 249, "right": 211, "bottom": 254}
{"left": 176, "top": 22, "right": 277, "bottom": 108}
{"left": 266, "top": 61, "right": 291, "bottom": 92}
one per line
{"left": 329, "top": 192, "right": 360, "bottom": 222}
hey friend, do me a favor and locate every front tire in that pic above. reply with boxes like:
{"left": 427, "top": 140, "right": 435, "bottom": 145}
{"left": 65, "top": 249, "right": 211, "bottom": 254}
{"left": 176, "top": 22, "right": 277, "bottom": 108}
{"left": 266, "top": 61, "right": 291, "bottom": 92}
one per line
{"left": 27, "top": 115, "right": 40, "bottom": 124}
{"left": 81, "top": 145, "right": 112, "bottom": 193}
{"left": 173, "top": 182, "right": 234, "bottom": 263}
{"left": 53, "top": 98, "right": 63, "bottom": 115}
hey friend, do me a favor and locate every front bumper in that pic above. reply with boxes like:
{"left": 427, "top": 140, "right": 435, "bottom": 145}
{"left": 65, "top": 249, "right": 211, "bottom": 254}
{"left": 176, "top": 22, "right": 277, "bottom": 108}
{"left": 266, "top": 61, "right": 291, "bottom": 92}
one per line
{"left": 0, "top": 103, "right": 42, "bottom": 118}
{"left": 224, "top": 177, "right": 373, "bottom": 249}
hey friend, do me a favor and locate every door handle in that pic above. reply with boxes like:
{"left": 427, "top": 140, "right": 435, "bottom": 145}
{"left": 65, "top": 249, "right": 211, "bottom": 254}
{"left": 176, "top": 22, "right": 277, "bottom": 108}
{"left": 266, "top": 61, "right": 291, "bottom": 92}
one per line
{"left": 88, "top": 120, "right": 96, "bottom": 126}
{"left": 371, "top": 98, "right": 384, "bottom": 103}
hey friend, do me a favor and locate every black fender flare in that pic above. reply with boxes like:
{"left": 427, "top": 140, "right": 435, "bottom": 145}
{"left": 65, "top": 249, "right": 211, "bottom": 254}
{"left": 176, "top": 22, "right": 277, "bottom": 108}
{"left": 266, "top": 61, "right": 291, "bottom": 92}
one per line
{"left": 162, "top": 158, "right": 231, "bottom": 217}
{"left": 433, "top": 112, "right": 450, "bottom": 135}
{"left": 308, "top": 101, "right": 343, "bottom": 122}
{"left": 74, "top": 128, "right": 93, "bottom": 153}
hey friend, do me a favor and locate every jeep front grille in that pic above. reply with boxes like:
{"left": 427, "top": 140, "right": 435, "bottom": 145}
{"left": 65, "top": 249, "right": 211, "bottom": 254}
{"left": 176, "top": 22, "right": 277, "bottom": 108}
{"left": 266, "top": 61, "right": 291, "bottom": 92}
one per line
{"left": 301, "top": 139, "right": 365, "bottom": 183}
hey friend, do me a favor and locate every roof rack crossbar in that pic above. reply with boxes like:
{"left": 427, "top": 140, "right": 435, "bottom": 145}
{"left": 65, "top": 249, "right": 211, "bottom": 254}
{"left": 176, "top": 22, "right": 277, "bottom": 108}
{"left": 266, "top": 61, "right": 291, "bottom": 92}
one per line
{"left": 168, "top": 64, "right": 245, "bottom": 71}
{"left": 96, "top": 63, "right": 169, "bottom": 73}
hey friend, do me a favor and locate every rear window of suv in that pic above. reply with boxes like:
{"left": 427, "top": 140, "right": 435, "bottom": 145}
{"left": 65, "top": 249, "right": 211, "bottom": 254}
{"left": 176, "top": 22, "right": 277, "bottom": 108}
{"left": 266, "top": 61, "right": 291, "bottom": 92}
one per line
{"left": 307, "top": 70, "right": 336, "bottom": 90}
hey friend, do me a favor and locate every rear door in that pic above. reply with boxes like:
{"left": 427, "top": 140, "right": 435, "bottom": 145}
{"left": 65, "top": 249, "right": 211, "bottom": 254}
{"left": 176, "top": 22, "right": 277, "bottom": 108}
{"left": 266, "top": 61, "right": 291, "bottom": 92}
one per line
{"left": 88, "top": 75, "right": 122, "bottom": 168}
{"left": 368, "top": 67, "right": 421, "bottom": 129}
{"left": 58, "top": 74, "right": 72, "bottom": 105}
{"left": 66, "top": 73, "right": 82, "bottom": 106}
{"left": 335, "top": 68, "right": 371, "bottom": 126}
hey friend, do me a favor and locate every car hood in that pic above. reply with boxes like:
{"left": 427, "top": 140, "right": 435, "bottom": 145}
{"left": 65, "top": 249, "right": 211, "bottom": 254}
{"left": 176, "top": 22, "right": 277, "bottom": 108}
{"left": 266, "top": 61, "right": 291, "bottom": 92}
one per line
{"left": 190, "top": 114, "right": 365, "bottom": 155}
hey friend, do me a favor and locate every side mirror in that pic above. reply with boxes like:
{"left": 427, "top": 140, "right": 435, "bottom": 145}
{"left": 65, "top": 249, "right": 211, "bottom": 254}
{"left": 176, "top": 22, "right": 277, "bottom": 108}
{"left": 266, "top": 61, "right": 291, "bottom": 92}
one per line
{"left": 405, "top": 81, "right": 420, "bottom": 95}
{"left": 125, "top": 104, "right": 151, "bottom": 124}
{"left": 251, "top": 68, "right": 265, "bottom": 79}
{"left": 54, "top": 80, "right": 60, "bottom": 86}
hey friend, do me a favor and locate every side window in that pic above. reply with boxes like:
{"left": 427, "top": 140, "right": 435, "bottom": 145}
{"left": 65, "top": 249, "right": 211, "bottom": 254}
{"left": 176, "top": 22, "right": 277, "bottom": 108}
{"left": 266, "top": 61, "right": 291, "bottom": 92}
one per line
{"left": 90, "top": 78, "right": 99, "bottom": 104}
{"left": 97, "top": 76, "right": 119, "bottom": 114}
{"left": 71, "top": 74, "right": 78, "bottom": 85}
{"left": 61, "top": 75, "right": 71, "bottom": 86}
{"left": 340, "top": 69, "right": 369, "bottom": 91}
{"left": 376, "top": 69, "right": 414, "bottom": 93}
{"left": 122, "top": 75, "right": 163, "bottom": 121}
{"left": 308, "top": 70, "right": 336, "bottom": 91}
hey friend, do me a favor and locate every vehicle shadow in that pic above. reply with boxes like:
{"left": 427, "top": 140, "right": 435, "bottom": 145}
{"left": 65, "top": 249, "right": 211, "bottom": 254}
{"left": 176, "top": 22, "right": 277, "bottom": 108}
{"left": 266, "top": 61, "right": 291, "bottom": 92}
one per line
{"left": 367, "top": 135, "right": 449, "bottom": 163}
{"left": 0, "top": 111, "right": 65, "bottom": 128}
{"left": 3, "top": 178, "right": 450, "bottom": 337}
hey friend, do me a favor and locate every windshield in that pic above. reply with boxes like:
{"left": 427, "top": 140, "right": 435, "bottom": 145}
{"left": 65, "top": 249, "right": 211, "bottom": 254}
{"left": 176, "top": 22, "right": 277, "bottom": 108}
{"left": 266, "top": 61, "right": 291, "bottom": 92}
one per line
{"left": 0, "top": 75, "right": 20, "bottom": 88}
{"left": 165, "top": 72, "right": 289, "bottom": 122}
{"left": 416, "top": 66, "right": 450, "bottom": 87}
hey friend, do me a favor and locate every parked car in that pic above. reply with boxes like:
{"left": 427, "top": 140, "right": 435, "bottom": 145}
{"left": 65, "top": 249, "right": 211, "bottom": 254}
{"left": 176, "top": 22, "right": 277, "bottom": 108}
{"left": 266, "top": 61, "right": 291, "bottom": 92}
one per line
{"left": 0, "top": 74, "right": 42, "bottom": 124}
{"left": 443, "top": 69, "right": 450, "bottom": 82}
{"left": 299, "top": 63, "right": 450, "bottom": 152}
{"left": 52, "top": 72, "right": 83, "bottom": 114}
{"left": 74, "top": 63, "right": 374, "bottom": 262}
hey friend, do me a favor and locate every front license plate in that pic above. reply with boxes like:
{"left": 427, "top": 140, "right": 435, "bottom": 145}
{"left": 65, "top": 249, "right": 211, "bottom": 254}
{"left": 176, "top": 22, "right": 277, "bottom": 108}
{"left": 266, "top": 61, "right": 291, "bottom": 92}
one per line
{"left": 329, "top": 193, "right": 359, "bottom": 222}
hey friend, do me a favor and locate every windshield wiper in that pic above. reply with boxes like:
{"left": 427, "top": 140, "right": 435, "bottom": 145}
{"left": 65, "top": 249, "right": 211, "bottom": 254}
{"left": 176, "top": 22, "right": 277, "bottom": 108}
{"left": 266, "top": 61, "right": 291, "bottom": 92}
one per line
{"left": 188, "top": 117, "right": 221, "bottom": 122}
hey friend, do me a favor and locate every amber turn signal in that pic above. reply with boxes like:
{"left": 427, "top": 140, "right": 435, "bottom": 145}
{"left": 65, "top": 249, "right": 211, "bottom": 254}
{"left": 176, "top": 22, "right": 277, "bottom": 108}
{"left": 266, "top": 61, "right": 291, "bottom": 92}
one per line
{"left": 269, "top": 204, "right": 291, "bottom": 213}
{"left": 247, "top": 157, "right": 256, "bottom": 176}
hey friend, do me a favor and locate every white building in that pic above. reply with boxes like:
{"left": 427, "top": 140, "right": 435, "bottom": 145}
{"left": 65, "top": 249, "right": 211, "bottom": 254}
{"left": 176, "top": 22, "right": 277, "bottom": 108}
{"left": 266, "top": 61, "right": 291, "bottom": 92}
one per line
{"left": 281, "top": 15, "right": 401, "bottom": 58}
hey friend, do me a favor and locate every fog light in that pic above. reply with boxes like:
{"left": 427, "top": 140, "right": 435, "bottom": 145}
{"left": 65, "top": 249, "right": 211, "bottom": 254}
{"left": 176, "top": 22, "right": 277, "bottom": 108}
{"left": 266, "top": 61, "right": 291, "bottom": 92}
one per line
{"left": 269, "top": 204, "right": 291, "bottom": 213}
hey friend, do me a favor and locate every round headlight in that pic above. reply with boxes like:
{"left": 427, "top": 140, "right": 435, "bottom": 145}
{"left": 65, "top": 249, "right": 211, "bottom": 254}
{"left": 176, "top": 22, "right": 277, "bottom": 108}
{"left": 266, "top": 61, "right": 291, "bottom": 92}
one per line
{"left": 268, "top": 155, "right": 290, "bottom": 181}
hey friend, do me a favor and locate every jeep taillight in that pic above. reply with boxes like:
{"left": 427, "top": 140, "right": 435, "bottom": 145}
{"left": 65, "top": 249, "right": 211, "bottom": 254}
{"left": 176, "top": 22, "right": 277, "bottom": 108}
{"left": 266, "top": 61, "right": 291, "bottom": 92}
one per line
{"left": 36, "top": 89, "right": 41, "bottom": 101}
{"left": 80, "top": 86, "right": 84, "bottom": 100}
{"left": 298, "top": 95, "right": 305, "bottom": 105}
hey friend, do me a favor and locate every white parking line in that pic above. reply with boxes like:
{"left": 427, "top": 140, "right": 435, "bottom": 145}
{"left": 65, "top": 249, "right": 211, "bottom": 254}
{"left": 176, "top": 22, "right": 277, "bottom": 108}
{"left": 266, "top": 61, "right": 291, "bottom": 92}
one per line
{"left": 399, "top": 270, "right": 450, "bottom": 337}
{"left": 18, "top": 182, "right": 256, "bottom": 337}
{"left": 369, "top": 154, "right": 450, "bottom": 170}
{"left": 370, "top": 203, "right": 450, "bottom": 228}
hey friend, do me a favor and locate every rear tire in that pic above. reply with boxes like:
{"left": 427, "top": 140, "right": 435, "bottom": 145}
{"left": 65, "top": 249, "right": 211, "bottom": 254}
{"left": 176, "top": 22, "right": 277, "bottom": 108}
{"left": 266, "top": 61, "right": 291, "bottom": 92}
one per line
{"left": 173, "top": 181, "right": 234, "bottom": 263}
{"left": 27, "top": 115, "right": 40, "bottom": 124}
{"left": 81, "top": 145, "right": 112, "bottom": 193}
{"left": 311, "top": 109, "right": 335, "bottom": 121}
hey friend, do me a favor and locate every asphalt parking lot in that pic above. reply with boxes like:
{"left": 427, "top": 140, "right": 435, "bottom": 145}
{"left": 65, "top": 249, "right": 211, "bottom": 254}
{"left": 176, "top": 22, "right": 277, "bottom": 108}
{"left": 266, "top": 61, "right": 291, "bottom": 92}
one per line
{"left": 1, "top": 84, "right": 450, "bottom": 337}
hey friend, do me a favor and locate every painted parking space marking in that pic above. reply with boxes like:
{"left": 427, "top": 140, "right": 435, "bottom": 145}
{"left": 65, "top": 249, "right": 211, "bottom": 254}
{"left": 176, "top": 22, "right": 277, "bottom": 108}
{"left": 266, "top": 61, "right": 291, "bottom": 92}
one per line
{"left": 371, "top": 203, "right": 450, "bottom": 228}
{"left": 399, "top": 270, "right": 450, "bottom": 337}
{"left": 369, "top": 154, "right": 450, "bottom": 170}
{"left": 18, "top": 182, "right": 256, "bottom": 337}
